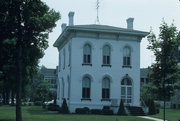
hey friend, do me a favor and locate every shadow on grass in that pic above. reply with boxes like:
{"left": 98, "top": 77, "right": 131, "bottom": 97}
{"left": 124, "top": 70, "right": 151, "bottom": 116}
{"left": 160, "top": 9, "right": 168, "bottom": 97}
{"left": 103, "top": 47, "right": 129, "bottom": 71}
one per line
{"left": 0, "top": 119, "right": 14, "bottom": 121}
{"left": 27, "top": 107, "right": 47, "bottom": 115}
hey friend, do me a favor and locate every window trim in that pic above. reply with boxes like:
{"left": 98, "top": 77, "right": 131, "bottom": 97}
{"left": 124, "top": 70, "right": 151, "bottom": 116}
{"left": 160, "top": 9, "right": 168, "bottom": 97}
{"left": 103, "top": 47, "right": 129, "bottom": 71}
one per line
{"left": 102, "top": 45, "right": 111, "bottom": 65}
{"left": 83, "top": 44, "right": 92, "bottom": 65}
{"left": 82, "top": 76, "right": 91, "bottom": 99}
{"left": 123, "top": 46, "right": 131, "bottom": 67}
{"left": 102, "top": 77, "right": 110, "bottom": 99}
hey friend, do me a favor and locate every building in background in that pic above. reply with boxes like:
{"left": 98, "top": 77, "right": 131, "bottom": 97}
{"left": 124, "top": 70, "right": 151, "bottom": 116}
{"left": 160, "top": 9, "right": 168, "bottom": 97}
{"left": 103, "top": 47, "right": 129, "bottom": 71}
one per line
{"left": 41, "top": 66, "right": 58, "bottom": 92}
{"left": 140, "top": 68, "right": 150, "bottom": 86}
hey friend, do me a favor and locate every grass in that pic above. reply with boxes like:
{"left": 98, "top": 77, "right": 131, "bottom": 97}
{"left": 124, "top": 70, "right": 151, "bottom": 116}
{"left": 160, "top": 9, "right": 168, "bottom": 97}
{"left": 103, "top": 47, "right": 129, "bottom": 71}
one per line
{"left": 0, "top": 106, "right": 153, "bottom": 121}
{"left": 151, "top": 108, "right": 180, "bottom": 121}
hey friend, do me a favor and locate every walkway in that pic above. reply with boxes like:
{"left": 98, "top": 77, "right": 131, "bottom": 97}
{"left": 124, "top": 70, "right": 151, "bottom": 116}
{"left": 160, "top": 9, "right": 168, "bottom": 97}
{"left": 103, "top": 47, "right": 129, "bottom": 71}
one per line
{"left": 138, "top": 116, "right": 168, "bottom": 121}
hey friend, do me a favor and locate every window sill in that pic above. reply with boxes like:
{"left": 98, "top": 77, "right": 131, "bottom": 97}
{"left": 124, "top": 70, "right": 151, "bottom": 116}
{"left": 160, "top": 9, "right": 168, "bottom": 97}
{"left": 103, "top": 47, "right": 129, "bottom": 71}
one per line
{"left": 101, "top": 64, "right": 111, "bottom": 67}
{"left": 81, "top": 98, "right": 91, "bottom": 101}
{"left": 82, "top": 63, "right": 92, "bottom": 66}
{"left": 101, "top": 99, "right": 111, "bottom": 101}
{"left": 122, "top": 65, "right": 132, "bottom": 68}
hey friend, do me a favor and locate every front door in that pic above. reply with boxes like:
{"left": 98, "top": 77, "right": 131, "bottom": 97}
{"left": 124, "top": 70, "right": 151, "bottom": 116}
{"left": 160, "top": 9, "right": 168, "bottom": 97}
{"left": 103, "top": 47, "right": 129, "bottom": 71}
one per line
{"left": 121, "top": 78, "right": 132, "bottom": 105}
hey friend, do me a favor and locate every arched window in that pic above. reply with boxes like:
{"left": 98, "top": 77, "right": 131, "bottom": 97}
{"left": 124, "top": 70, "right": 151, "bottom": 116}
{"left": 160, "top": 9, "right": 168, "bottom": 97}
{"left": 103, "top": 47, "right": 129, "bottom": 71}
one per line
{"left": 121, "top": 77, "right": 132, "bottom": 104}
{"left": 102, "top": 77, "right": 110, "bottom": 99}
{"left": 82, "top": 76, "right": 91, "bottom": 99}
{"left": 83, "top": 44, "right": 91, "bottom": 64}
{"left": 103, "top": 45, "right": 111, "bottom": 65}
{"left": 123, "top": 46, "right": 131, "bottom": 66}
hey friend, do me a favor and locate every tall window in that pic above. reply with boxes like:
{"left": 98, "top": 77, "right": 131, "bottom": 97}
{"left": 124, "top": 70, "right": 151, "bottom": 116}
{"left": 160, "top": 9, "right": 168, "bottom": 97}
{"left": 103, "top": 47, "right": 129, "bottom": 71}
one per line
{"left": 123, "top": 46, "right": 131, "bottom": 66}
{"left": 103, "top": 45, "right": 111, "bottom": 65}
{"left": 68, "top": 44, "right": 71, "bottom": 66}
{"left": 63, "top": 49, "right": 65, "bottom": 69}
{"left": 59, "top": 52, "right": 61, "bottom": 71}
{"left": 83, "top": 44, "right": 91, "bottom": 64}
{"left": 67, "top": 76, "right": 70, "bottom": 99}
{"left": 57, "top": 80, "right": 60, "bottom": 100}
{"left": 102, "top": 77, "right": 110, "bottom": 99}
{"left": 62, "top": 78, "right": 65, "bottom": 98}
{"left": 121, "top": 78, "right": 132, "bottom": 104}
{"left": 82, "top": 76, "right": 91, "bottom": 99}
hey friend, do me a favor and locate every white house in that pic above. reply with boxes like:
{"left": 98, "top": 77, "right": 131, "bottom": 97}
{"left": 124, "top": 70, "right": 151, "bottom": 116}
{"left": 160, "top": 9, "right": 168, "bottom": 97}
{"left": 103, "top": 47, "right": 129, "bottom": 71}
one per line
{"left": 53, "top": 12, "right": 149, "bottom": 113}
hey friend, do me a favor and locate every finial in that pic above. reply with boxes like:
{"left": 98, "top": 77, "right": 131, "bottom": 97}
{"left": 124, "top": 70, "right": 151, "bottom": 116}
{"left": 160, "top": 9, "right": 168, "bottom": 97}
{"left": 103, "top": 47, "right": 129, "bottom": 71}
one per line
{"left": 95, "top": 0, "right": 100, "bottom": 24}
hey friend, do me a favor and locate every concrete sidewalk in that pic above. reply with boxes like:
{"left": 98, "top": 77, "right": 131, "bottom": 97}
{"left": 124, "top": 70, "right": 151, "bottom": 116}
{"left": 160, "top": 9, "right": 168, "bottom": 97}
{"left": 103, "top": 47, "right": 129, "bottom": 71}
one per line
{"left": 138, "top": 116, "right": 168, "bottom": 121}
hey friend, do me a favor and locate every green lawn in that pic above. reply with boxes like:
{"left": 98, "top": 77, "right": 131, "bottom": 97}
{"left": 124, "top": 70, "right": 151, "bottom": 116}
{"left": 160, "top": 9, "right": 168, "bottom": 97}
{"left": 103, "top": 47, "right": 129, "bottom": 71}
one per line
{"left": 151, "top": 108, "right": 180, "bottom": 121}
{"left": 0, "top": 106, "right": 153, "bottom": 121}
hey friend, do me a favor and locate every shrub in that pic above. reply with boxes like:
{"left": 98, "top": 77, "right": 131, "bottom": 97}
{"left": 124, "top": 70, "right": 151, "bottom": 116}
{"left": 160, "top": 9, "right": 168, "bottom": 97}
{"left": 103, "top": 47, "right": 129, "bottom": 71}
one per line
{"left": 148, "top": 99, "right": 156, "bottom": 115}
{"left": 83, "top": 107, "right": 90, "bottom": 113}
{"left": 156, "top": 109, "right": 160, "bottom": 114}
{"left": 102, "top": 109, "right": 113, "bottom": 115}
{"left": 28, "top": 102, "right": 32, "bottom": 106}
{"left": 90, "top": 109, "right": 102, "bottom": 114}
{"left": 22, "top": 102, "right": 27, "bottom": 106}
{"left": 103, "top": 106, "right": 110, "bottom": 110}
{"left": 47, "top": 103, "right": 60, "bottom": 111}
{"left": 42, "top": 103, "right": 46, "bottom": 109}
{"left": 61, "top": 99, "right": 69, "bottom": 114}
{"left": 117, "top": 99, "right": 126, "bottom": 115}
{"left": 34, "top": 101, "right": 42, "bottom": 106}
{"left": 75, "top": 107, "right": 89, "bottom": 114}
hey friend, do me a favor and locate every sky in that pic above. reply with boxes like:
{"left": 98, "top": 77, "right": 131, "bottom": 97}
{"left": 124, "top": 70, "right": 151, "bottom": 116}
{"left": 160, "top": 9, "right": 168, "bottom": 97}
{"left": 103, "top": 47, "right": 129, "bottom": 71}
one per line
{"left": 40, "top": 0, "right": 180, "bottom": 69}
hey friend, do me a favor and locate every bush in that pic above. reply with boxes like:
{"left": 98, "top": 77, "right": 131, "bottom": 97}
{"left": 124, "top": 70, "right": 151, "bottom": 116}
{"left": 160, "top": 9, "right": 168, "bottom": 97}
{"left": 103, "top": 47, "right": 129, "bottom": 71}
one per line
{"left": 148, "top": 99, "right": 156, "bottom": 115}
{"left": 156, "top": 109, "right": 160, "bottom": 114}
{"left": 47, "top": 103, "right": 60, "bottom": 111}
{"left": 34, "top": 101, "right": 42, "bottom": 106}
{"left": 28, "top": 102, "right": 32, "bottom": 106}
{"left": 102, "top": 109, "right": 113, "bottom": 115}
{"left": 90, "top": 109, "right": 102, "bottom": 114}
{"left": 75, "top": 107, "right": 90, "bottom": 114}
{"left": 103, "top": 106, "right": 110, "bottom": 110}
{"left": 117, "top": 99, "right": 126, "bottom": 115}
{"left": 42, "top": 103, "right": 46, "bottom": 109}
{"left": 22, "top": 102, "right": 27, "bottom": 106}
{"left": 61, "top": 99, "right": 69, "bottom": 114}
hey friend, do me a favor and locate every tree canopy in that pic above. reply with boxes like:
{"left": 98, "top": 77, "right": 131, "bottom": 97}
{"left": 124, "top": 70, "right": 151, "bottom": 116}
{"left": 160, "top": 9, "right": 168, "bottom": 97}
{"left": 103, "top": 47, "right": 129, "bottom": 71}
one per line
{"left": 147, "top": 22, "right": 180, "bottom": 100}
{"left": 0, "top": 0, "right": 60, "bottom": 121}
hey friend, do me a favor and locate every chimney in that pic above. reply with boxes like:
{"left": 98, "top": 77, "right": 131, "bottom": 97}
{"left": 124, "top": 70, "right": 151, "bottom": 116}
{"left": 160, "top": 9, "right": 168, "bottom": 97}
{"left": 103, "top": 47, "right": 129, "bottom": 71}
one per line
{"left": 126, "top": 18, "right": 134, "bottom": 29}
{"left": 68, "top": 11, "right": 75, "bottom": 26}
{"left": 61, "top": 23, "right": 67, "bottom": 32}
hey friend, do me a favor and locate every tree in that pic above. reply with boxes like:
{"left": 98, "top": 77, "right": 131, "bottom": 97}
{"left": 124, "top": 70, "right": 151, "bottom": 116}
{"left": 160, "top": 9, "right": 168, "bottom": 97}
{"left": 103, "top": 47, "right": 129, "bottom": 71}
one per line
{"left": 147, "top": 22, "right": 180, "bottom": 100}
{"left": 0, "top": 0, "right": 60, "bottom": 121}
{"left": 117, "top": 99, "right": 126, "bottom": 115}
{"left": 140, "top": 82, "right": 158, "bottom": 100}
{"left": 147, "top": 22, "right": 180, "bottom": 120}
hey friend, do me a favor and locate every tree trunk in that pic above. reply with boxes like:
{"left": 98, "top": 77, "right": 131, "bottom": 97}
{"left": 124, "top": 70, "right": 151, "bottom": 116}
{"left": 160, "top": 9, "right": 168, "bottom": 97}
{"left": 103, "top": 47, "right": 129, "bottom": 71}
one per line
{"left": 16, "top": 41, "right": 22, "bottom": 121}
{"left": 11, "top": 89, "right": 15, "bottom": 105}
{"left": 5, "top": 88, "right": 10, "bottom": 105}
{"left": 2, "top": 88, "right": 5, "bottom": 104}
{"left": 16, "top": 2, "right": 23, "bottom": 121}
